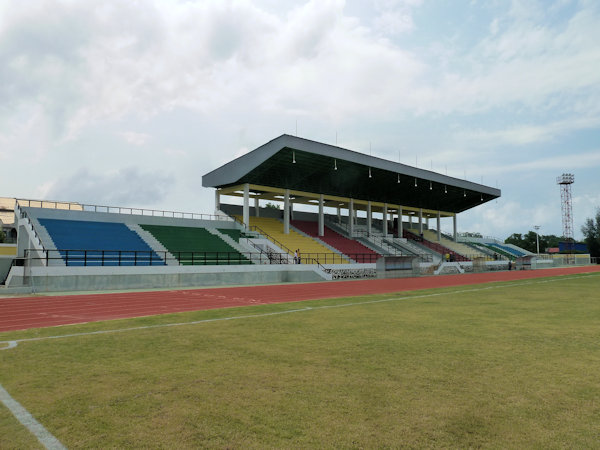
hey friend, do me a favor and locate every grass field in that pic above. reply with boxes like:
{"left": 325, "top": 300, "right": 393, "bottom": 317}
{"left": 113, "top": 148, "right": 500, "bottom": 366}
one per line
{"left": 2, "top": 273, "right": 600, "bottom": 448}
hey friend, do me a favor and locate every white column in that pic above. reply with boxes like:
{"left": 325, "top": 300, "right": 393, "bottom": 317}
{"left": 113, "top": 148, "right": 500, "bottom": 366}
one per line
{"left": 284, "top": 189, "right": 290, "bottom": 234}
{"left": 453, "top": 214, "right": 457, "bottom": 241}
{"left": 337, "top": 206, "right": 341, "bottom": 224}
{"left": 214, "top": 189, "right": 221, "bottom": 212}
{"left": 398, "top": 206, "right": 403, "bottom": 238}
{"left": 254, "top": 196, "right": 260, "bottom": 217}
{"left": 318, "top": 194, "right": 324, "bottom": 237}
{"left": 349, "top": 199, "right": 354, "bottom": 237}
{"left": 242, "top": 183, "right": 250, "bottom": 226}
{"left": 367, "top": 201, "right": 372, "bottom": 236}
{"left": 418, "top": 208, "right": 423, "bottom": 234}
{"left": 437, "top": 211, "right": 441, "bottom": 241}
{"left": 409, "top": 213, "right": 413, "bottom": 228}
{"left": 382, "top": 203, "right": 388, "bottom": 237}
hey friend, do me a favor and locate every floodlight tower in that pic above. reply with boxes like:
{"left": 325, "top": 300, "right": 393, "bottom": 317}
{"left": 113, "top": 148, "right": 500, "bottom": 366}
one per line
{"left": 556, "top": 173, "right": 574, "bottom": 261}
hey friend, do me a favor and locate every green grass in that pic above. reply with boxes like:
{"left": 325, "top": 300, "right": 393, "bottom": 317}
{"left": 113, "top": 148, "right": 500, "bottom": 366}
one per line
{"left": 2, "top": 274, "right": 600, "bottom": 448}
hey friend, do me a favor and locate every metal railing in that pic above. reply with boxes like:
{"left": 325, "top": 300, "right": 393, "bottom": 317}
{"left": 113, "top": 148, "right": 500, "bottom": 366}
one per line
{"left": 23, "top": 249, "right": 379, "bottom": 267}
{"left": 16, "top": 204, "right": 46, "bottom": 254}
{"left": 17, "top": 199, "right": 231, "bottom": 222}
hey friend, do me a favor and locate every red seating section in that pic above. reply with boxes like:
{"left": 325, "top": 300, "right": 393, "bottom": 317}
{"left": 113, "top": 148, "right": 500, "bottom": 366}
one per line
{"left": 291, "top": 220, "right": 380, "bottom": 263}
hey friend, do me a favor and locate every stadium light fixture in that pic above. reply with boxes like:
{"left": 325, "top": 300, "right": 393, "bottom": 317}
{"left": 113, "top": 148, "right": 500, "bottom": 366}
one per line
{"left": 292, "top": 151, "right": 296, "bottom": 163}
{"left": 414, "top": 178, "right": 417, "bottom": 187}
{"left": 429, "top": 181, "right": 432, "bottom": 190}
{"left": 444, "top": 185, "right": 447, "bottom": 194}
{"left": 369, "top": 167, "right": 372, "bottom": 178}
{"left": 334, "top": 159, "right": 337, "bottom": 170}
{"left": 463, "top": 190, "right": 466, "bottom": 197}
{"left": 397, "top": 173, "right": 400, "bottom": 183}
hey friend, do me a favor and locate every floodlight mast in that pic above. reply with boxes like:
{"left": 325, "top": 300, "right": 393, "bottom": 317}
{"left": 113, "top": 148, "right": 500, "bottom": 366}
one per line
{"left": 534, "top": 225, "right": 540, "bottom": 255}
{"left": 556, "top": 173, "right": 574, "bottom": 263}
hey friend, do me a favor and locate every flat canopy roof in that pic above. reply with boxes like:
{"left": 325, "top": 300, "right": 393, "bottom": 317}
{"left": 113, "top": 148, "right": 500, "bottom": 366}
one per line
{"left": 202, "top": 135, "right": 500, "bottom": 214}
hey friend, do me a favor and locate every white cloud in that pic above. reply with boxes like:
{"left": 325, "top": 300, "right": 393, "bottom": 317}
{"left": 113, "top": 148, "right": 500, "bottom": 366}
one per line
{"left": 45, "top": 167, "right": 174, "bottom": 207}
{"left": 0, "top": 0, "right": 599, "bottom": 243}
{"left": 457, "top": 116, "right": 600, "bottom": 147}
{"left": 486, "top": 150, "right": 600, "bottom": 176}
{"left": 120, "top": 131, "right": 151, "bottom": 146}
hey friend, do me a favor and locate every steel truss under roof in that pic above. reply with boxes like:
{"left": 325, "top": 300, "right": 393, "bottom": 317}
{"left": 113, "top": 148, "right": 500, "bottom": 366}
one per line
{"left": 202, "top": 134, "right": 501, "bottom": 219}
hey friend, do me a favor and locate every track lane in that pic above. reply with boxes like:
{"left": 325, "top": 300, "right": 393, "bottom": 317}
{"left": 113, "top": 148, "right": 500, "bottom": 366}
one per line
{"left": 1, "top": 265, "right": 599, "bottom": 332}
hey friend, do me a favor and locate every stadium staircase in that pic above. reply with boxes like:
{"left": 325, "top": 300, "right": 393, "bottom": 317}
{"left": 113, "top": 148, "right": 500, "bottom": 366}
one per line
{"left": 422, "top": 229, "right": 489, "bottom": 260}
{"left": 128, "top": 224, "right": 179, "bottom": 266}
{"left": 140, "top": 224, "right": 251, "bottom": 265}
{"left": 325, "top": 221, "right": 399, "bottom": 256}
{"left": 404, "top": 229, "right": 469, "bottom": 262}
{"left": 290, "top": 220, "right": 379, "bottom": 263}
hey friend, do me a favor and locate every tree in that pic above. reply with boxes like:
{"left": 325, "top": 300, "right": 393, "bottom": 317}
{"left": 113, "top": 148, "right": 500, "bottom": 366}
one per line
{"left": 505, "top": 233, "right": 524, "bottom": 248}
{"left": 505, "top": 231, "right": 562, "bottom": 253}
{"left": 264, "top": 202, "right": 280, "bottom": 210}
{"left": 581, "top": 208, "right": 600, "bottom": 258}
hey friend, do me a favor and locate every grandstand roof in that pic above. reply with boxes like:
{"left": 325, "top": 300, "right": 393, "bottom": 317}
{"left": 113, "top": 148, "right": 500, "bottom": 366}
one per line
{"left": 202, "top": 135, "right": 501, "bottom": 214}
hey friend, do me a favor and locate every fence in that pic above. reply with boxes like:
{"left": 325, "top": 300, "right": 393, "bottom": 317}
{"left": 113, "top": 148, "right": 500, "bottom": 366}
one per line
{"left": 22, "top": 249, "right": 380, "bottom": 267}
{"left": 17, "top": 199, "right": 230, "bottom": 222}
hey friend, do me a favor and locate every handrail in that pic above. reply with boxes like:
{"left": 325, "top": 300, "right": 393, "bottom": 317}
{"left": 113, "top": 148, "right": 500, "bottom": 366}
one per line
{"left": 404, "top": 229, "right": 471, "bottom": 262}
{"left": 17, "top": 204, "right": 47, "bottom": 254}
{"left": 17, "top": 198, "right": 232, "bottom": 222}
{"left": 360, "top": 234, "right": 401, "bottom": 256}
{"left": 24, "top": 248, "right": 378, "bottom": 267}
{"left": 248, "top": 225, "right": 297, "bottom": 256}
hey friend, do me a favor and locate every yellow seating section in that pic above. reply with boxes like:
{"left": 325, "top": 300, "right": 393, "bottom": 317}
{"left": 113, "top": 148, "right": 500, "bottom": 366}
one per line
{"left": 240, "top": 216, "right": 348, "bottom": 264}
{"left": 0, "top": 245, "right": 17, "bottom": 256}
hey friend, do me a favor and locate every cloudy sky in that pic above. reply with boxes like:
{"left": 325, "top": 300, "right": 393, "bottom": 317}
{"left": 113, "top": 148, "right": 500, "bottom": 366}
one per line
{"left": 1, "top": 0, "right": 599, "bottom": 240}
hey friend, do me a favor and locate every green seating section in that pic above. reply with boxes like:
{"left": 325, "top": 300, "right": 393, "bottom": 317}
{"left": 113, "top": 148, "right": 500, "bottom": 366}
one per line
{"left": 217, "top": 228, "right": 241, "bottom": 242}
{"left": 140, "top": 224, "right": 250, "bottom": 265}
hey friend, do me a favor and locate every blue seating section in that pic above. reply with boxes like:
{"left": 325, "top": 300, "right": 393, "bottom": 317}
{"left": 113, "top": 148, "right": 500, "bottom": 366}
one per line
{"left": 39, "top": 218, "right": 163, "bottom": 266}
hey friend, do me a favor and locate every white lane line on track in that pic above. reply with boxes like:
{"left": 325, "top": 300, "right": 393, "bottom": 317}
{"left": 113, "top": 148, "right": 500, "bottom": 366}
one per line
{"left": 0, "top": 383, "right": 66, "bottom": 450}
{"left": 1, "top": 272, "right": 596, "bottom": 351}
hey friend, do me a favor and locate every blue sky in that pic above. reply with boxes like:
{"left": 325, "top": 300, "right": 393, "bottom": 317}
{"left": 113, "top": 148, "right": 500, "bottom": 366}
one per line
{"left": 1, "top": 0, "right": 599, "bottom": 240}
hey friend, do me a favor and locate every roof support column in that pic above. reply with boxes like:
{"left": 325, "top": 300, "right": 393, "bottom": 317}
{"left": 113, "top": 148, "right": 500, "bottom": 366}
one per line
{"left": 409, "top": 213, "right": 413, "bottom": 228}
{"left": 453, "top": 214, "right": 457, "bottom": 241}
{"left": 254, "top": 196, "right": 260, "bottom": 218}
{"left": 214, "top": 189, "right": 221, "bottom": 213}
{"left": 349, "top": 199, "right": 354, "bottom": 237}
{"left": 337, "top": 206, "right": 341, "bottom": 224}
{"left": 318, "top": 194, "right": 324, "bottom": 237}
{"left": 242, "top": 183, "right": 250, "bottom": 227}
{"left": 367, "top": 201, "right": 372, "bottom": 236}
{"left": 382, "top": 204, "right": 388, "bottom": 237}
{"left": 284, "top": 189, "right": 290, "bottom": 234}
{"left": 398, "top": 206, "right": 403, "bottom": 238}
{"left": 418, "top": 208, "right": 423, "bottom": 234}
{"left": 437, "top": 211, "right": 441, "bottom": 242}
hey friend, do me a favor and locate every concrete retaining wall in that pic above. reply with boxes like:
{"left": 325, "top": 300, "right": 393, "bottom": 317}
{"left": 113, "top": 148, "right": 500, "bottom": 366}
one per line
{"left": 4, "top": 264, "right": 330, "bottom": 293}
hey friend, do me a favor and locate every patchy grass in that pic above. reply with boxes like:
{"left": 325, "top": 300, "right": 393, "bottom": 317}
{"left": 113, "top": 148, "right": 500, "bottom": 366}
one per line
{"left": 1, "top": 274, "right": 600, "bottom": 448}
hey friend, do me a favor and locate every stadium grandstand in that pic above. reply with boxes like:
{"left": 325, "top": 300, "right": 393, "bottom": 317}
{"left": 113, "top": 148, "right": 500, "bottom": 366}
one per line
{"left": 1, "top": 134, "right": 590, "bottom": 293}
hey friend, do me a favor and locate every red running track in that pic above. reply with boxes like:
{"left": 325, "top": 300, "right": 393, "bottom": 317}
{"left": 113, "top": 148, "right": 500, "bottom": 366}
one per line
{"left": 1, "top": 266, "right": 599, "bottom": 332}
